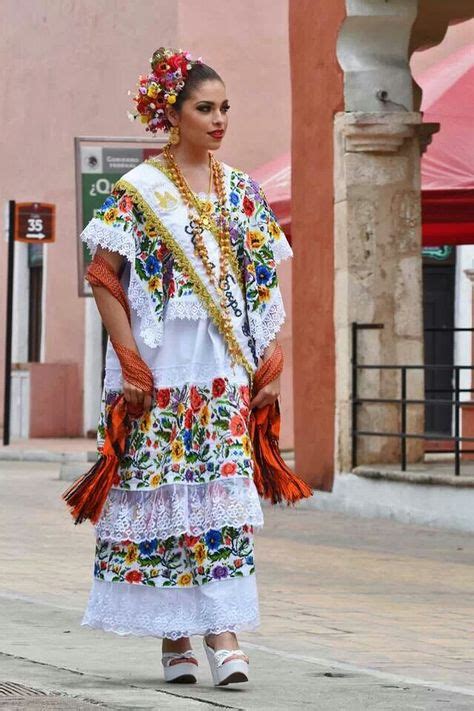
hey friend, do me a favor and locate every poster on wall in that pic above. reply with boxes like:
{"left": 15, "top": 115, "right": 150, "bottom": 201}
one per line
{"left": 75, "top": 137, "right": 166, "bottom": 296}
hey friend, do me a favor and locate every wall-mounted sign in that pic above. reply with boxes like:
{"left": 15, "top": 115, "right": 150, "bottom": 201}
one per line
{"left": 15, "top": 203, "right": 55, "bottom": 244}
{"left": 422, "top": 245, "right": 454, "bottom": 262}
{"left": 75, "top": 138, "right": 165, "bottom": 296}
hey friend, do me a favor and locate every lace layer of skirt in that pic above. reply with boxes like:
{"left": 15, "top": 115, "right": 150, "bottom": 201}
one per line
{"left": 82, "top": 575, "right": 260, "bottom": 639}
{"left": 97, "top": 478, "right": 264, "bottom": 541}
{"left": 103, "top": 359, "right": 248, "bottom": 390}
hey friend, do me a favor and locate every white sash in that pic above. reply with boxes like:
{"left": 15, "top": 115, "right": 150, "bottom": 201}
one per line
{"left": 121, "top": 162, "right": 257, "bottom": 376}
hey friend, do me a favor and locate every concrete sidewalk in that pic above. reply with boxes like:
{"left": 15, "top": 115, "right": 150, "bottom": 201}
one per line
{"left": 1, "top": 460, "right": 474, "bottom": 709}
{"left": 0, "top": 438, "right": 95, "bottom": 462}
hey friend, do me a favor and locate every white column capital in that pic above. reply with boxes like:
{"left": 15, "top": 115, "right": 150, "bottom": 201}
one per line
{"left": 335, "top": 112, "right": 422, "bottom": 153}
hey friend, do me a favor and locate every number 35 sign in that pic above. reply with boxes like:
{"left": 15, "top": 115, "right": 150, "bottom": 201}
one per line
{"left": 14, "top": 202, "right": 56, "bottom": 243}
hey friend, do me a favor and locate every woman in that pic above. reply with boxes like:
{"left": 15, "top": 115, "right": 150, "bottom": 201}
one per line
{"left": 79, "top": 47, "right": 293, "bottom": 686}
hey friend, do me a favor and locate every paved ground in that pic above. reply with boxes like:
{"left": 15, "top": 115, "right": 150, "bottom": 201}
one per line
{"left": 1, "top": 460, "right": 474, "bottom": 710}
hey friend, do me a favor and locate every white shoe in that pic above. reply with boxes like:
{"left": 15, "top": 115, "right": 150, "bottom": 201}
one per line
{"left": 203, "top": 638, "right": 249, "bottom": 686}
{"left": 161, "top": 650, "right": 198, "bottom": 683}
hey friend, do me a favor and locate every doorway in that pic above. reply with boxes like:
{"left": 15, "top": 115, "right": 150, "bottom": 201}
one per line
{"left": 422, "top": 247, "right": 456, "bottom": 436}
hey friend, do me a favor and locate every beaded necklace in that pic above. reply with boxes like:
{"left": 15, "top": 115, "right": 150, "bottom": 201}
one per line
{"left": 161, "top": 144, "right": 241, "bottom": 364}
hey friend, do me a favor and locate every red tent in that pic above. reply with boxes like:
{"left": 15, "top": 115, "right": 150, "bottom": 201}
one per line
{"left": 253, "top": 44, "right": 474, "bottom": 246}
{"left": 252, "top": 152, "right": 291, "bottom": 235}
{"left": 417, "top": 44, "right": 474, "bottom": 245}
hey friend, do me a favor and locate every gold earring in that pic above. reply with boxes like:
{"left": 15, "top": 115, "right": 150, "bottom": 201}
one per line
{"left": 169, "top": 126, "right": 180, "bottom": 145}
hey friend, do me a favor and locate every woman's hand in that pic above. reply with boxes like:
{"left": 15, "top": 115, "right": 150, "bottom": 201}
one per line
{"left": 249, "top": 375, "right": 280, "bottom": 410}
{"left": 123, "top": 380, "right": 153, "bottom": 412}
{"left": 249, "top": 339, "right": 281, "bottom": 410}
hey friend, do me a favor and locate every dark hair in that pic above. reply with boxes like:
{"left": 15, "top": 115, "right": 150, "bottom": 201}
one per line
{"left": 175, "top": 63, "right": 223, "bottom": 110}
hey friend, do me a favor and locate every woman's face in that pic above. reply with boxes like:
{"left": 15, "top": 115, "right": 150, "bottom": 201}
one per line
{"left": 170, "top": 79, "right": 229, "bottom": 150}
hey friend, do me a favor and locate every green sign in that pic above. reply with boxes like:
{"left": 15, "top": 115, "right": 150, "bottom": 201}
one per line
{"left": 76, "top": 141, "right": 164, "bottom": 296}
{"left": 422, "top": 245, "right": 453, "bottom": 261}
{"left": 81, "top": 172, "right": 123, "bottom": 272}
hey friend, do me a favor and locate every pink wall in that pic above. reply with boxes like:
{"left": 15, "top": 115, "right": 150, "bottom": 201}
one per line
{"left": 29, "top": 363, "right": 82, "bottom": 437}
{"left": 0, "top": 0, "right": 291, "bottom": 436}
{"left": 0, "top": 0, "right": 178, "bottom": 429}
{"left": 177, "top": 0, "right": 290, "bottom": 172}
{"left": 411, "top": 19, "right": 474, "bottom": 77}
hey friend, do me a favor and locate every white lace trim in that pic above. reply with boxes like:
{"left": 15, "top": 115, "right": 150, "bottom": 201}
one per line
{"left": 81, "top": 219, "right": 163, "bottom": 348}
{"left": 97, "top": 478, "right": 263, "bottom": 541}
{"left": 82, "top": 575, "right": 259, "bottom": 639}
{"left": 103, "top": 359, "right": 249, "bottom": 390}
{"left": 128, "top": 269, "right": 163, "bottom": 348}
{"left": 272, "top": 234, "right": 293, "bottom": 264}
{"left": 249, "top": 290, "right": 287, "bottom": 358}
{"left": 165, "top": 296, "right": 208, "bottom": 321}
{"left": 81, "top": 218, "right": 136, "bottom": 262}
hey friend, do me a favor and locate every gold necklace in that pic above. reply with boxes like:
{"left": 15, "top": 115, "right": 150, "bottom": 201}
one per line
{"left": 146, "top": 152, "right": 243, "bottom": 294}
{"left": 196, "top": 154, "right": 214, "bottom": 216}
{"left": 161, "top": 145, "right": 241, "bottom": 364}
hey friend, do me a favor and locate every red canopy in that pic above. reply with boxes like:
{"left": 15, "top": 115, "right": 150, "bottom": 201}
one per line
{"left": 252, "top": 152, "right": 291, "bottom": 235}
{"left": 253, "top": 44, "right": 474, "bottom": 246}
{"left": 417, "top": 44, "right": 474, "bottom": 245}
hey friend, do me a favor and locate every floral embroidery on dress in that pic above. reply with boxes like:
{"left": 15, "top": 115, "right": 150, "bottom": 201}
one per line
{"left": 225, "top": 170, "right": 284, "bottom": 316}
{"left": 94, "top": 524, "right": 255, "bottom": 588}
{"left": 97, "top": 378, "right": 254, "bottom": 490}
{"left": 83, "top": 164, "right": 291, "bottom": 358}
{"left": 80, "top": 160, "right": 292, "bottom": 639}
{"left": 220, "top": 167, "right": 292, "bottom": 357}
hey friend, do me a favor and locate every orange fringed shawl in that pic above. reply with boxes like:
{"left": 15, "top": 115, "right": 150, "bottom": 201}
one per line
{"left": 63, "top": 254, "right": 312, "bottom": 524}
{"left": 63, "top": 256, "right": 154, "bottom": 524}
{"left": 249, "top": 343, "right": 312, "bottom": 504}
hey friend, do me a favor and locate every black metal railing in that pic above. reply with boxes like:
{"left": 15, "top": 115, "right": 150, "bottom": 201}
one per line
{"left": 351, "top": 323, "right": 474, "bottom": 476}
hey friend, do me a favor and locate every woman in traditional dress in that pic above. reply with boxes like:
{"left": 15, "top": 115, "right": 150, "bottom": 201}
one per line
{"left": 78, "top": 47, "right": 294, "bottom": 686}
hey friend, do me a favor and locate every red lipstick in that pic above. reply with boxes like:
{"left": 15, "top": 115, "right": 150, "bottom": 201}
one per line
{"left": 209, "top": 130, "right": 224, "bottom": 139}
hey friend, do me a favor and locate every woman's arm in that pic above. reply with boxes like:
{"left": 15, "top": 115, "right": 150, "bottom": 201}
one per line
{"left": 249, "top": 339, "right": 281, "bottom": 410}
{"left": 91, "top": 247, "right": 152, "bottom": 411}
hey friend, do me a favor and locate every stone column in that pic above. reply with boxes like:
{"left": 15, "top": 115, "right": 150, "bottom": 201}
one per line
{"left": 334, "top": 112, "right": 426, "bottom": 470}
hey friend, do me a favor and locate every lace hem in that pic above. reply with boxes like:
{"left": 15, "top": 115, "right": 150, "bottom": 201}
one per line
{"left": 250, "top": 290, "right": 287, "bottom": 358}
{"left": 82, "top": 575, "right": 259, "bottom": 639}
{"left": 103, "top": 360, "right": 249, "bottom": 390}
{"left": 165, "top": 296, "right": 208, "bottom": 321}
{"left": 81, "top": 219, "right": 163, "bottom": 348}
{"left": 97, "top": 478, "right": 264, "bottom": 541}
{"left": 272, "top": 235, "right": 293, "bottom": 264}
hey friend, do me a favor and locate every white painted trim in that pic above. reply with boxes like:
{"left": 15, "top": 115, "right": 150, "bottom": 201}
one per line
{"left": 454, "top": 245, "right": 474, "bottom": 402}
{"left": 83, "top": 297, "right": 103, "bottom": 435}
{"left": 12, "top": 242, "right": 29, "bottom": 363}
{"left": 10, "top": 369, "right": 30, "bottom": 438}
{"left": 40, "top": 244, "right": 47, "bottom": 362}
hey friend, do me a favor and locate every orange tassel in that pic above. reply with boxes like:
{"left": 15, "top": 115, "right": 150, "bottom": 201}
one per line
{"left": 63, "top": 395, "right": 130, "bottom": 524}
{"left": 62, "top": 256, "right": 154, "bottom": 525}
{"left": 249, "top": 344, "right": 313, "bottom": 505}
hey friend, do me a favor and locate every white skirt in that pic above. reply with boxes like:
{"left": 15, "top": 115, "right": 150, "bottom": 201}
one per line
{"left": 82, "top": 575, "right": 260, "bottom": 639}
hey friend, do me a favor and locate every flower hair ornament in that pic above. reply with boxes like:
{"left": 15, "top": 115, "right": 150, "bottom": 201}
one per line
{"left": 128, "top": 47, "right": 203, "bottom": 133}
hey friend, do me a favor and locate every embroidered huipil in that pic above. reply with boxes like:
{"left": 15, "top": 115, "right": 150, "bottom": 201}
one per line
{"left": 80, "top": 160, "right": 293, "bottom": 638}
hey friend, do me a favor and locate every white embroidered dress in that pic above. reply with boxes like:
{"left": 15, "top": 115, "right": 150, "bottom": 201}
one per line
{"left": 80, "top": 162, "right": 292, "bottom": 638}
